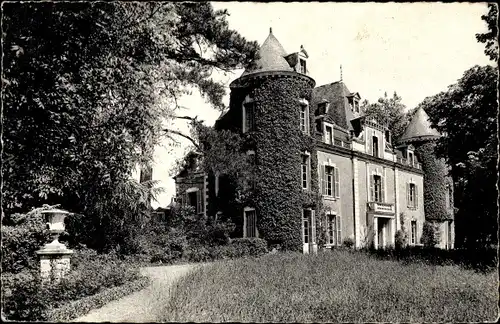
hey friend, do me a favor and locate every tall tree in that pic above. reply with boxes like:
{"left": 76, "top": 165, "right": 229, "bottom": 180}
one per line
{"left": 362, "top": 91, "right": 409, "bottom": 143}
{"left": 416, "top": 65, "right": 498, "bottom": 248}
{"left": 2, "top": 2, "right": 258, "bottom": 251}
{"left": 476, "top": 3, "right": 498, "bottom": 62}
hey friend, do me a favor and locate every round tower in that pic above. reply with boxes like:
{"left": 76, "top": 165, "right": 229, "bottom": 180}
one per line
{"left": 399, "top": 108, "right": 454, "bottom": 249}
{"left": 226, "top": 29, "right": 316, "bottom": 251}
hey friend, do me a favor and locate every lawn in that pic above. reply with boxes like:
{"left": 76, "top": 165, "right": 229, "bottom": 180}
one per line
{"left": 161, "top": 249, "right": 498, "bottom": 322}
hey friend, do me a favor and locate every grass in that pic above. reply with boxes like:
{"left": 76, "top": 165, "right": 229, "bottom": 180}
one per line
{"left": 161, "top": 249, "right": 498, "bottom": 322}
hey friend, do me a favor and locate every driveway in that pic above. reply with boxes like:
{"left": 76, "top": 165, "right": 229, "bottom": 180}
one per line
{"left": 73, "top": 263, "right": 201, "bottom": 322}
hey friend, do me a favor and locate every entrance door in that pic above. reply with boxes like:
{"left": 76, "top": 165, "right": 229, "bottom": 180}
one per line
{"left": 376, "top": 217, "right": 391, "bottom": 249}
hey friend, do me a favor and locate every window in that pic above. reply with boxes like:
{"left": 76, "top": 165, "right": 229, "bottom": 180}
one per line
{"left": 372, "top": 136, "right": 379, "bottom": 157}
{"left": 187, "top": 189, "right": 203, "bottom": 214}
{"left": 244, "top": 209, "right": 257, "bottom": 238}
{"left": 327, "top": 214, "right": 341, "bottom": 245}
{"left": 318, "top": 102, "right": 327, "bottom": 115}
{"left": 321, "top": 165, "right": 340, "bottom": 198}
{"left": 300, "top": 103, "right": 309, "bottom": 134}
{"left": 407, "top": 183, "right": 417, "bottom": 208}
{"left": 243, "top": 102, "right": 255, "bottom": 132}
{"left": 247, "top": 151, "right": 256, "bottom": 190}
{"left": 301, "top": 154, "right": 310, "bottom": 189}
{"left": 302, "top": 209, "right": 315, "bottom": 245}
{"left": 299, "top": 59, "right": 307, "bottom": 74}
{"left": 325, "top": 125, "right": 333, "bottom": 144}
{"left": 370, "top": 174, "right": 384, "bottom": 202}
{"left": 385, "top": 130, "right": 391, "bottom": 145}
{"left": 303, "top": 213, "right": 309, "bottom": 244}
{"left": 411, "top": 220, "right": 417, "bottom": 245}
{"left": 354, "top": 100, "right": 359, "bottom": 113}
{"left": 408, "top": 152, "right": 414, "bottom": 166}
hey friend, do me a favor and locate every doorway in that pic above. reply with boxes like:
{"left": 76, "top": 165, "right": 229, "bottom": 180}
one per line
{"left": 376, "top": 217, "right": 391, "bottom": 249}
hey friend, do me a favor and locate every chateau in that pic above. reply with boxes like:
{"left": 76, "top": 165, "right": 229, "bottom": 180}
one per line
{"left": 173, "top": 30, "right": 455, "bottom": 252}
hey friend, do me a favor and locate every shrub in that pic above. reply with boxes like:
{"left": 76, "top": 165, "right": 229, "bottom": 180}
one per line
{"left": 395, "top": 230, "right": 407, "bottom": 250}
{"left": 1, "top": 209, "right": 51, "bottom": 273}
{"left": 226, "top": 238, "right": 268, "bottom": 258}
{"left": 343, "top": 237, "right": 355, "bottom": 249}
{"left": 2, "top": 248, "right": 144, "bottom": 321}
{"left": 421, "top": 221, "right": 439, "bottom": 248}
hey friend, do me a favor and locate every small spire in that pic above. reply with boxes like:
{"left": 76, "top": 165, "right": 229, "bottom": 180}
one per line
{"left": 340, "top": 64, "right": 343, "bottom": 81}
{"left": 269, "top": 27, "right": 272, "bottom": 34}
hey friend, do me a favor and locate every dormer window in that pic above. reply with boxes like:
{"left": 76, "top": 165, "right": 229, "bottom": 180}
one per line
{"left": 299, "top": 59, "right": 307, "bottom": 74}
{"left": 325, "top": 125, "right": 333, "bottom": 144}
{"left": 408, "top": 151, "right": 414, "bottom": 167}
{"left": 348, "top": 94, "right": 361, "bottom": 114}
{"left": 372, "top": 136, "right": 379, "bottom": 158}
{"left": 317, "top": 102, "right": 329, "bottom": 115}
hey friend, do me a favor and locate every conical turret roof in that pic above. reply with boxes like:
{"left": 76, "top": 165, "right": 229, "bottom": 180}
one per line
{"left": 399, "top": 107, "right": 440, "bottom": 143}
{"left": 241, "top": 28, "right": 293, "bottom": 76}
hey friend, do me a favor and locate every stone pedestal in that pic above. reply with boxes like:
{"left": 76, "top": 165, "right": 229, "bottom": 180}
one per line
{"left": 36, "top": 248, "right": 73, "bottom": 284}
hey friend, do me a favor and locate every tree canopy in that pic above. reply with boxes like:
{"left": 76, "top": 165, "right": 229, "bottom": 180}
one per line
{"left": 475, "top": 3, "right": 498, "bottom": 62}
{"left": 416, "top": 64, "right": 498, "bottom": 248}
{"left": 361, "top": 91, "right": 409, "bottom": 143}
{"left": 2, "top": 2, "right": 258, "bottom": 251}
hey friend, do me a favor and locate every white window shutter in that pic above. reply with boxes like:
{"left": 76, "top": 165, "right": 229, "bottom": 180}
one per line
{"left": 406, "top": 183, "right": 410, "bottom": 207}
{"left": 367, "top": 130, "right": 372, "bottom": 154}
{"left": 415, "top": 185, "right": 418, "bottom": 208}
{"left": 312, "top": 210, "right": 316, "bottom": 243}
{"left": 321, "top": 165, "right": 326, "bottom": 195}
{"left": 336, "top": 215, "right": 342, "bottom": 245}
{"left": 370, "top": 176, "right": 375, "bottom": 202}
{"left": 334, "top": 167, "right": 340, "bottom": 198}
{"left": 381, "top": 174, "right": 385, "bottom": 202}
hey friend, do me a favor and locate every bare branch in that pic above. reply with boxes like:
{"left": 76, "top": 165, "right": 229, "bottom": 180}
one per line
{"left": 164, "top": 128, "right": 200, "bottom": 150}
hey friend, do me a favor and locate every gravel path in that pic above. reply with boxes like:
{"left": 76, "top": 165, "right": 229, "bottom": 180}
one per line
{"left": 73, "top": 263, "right": 201, "bottom": 323}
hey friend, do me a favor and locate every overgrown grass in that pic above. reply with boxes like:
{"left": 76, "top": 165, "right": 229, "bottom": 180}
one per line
{"left": 161, "top": 250, "right": 498, "bottom": 322}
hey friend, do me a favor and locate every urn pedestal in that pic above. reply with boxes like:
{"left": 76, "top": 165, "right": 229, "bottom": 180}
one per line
{"left": 35, "top": 209, "right": 74, "bottom": 284}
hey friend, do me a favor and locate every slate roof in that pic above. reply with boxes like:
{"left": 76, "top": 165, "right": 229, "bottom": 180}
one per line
{"left": 241, "top": 29, "right": 293, "bottom": 77}
{"left": 312, "top": 81, "right": 355, "bottom": 131}
{"left": 399, "top": 107, "right": 440, "bottom": 144}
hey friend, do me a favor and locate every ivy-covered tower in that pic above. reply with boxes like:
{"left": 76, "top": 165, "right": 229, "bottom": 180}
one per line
{"left": 399, "top": 107, "right": 454, "bottom": 249}
{"left": 216, "top": 29, "right": 316, "bottom": 251}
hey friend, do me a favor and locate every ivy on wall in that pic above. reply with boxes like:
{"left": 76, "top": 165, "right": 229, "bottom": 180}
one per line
{"left": 213, "top": 74, "right": 321, "bottom": 251}
{"left": 415, "top": 141, "right": 453, "bottom": 221}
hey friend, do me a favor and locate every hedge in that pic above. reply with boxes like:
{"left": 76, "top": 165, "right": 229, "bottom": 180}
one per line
{"left": 2, "top": 249, "right": 144, "bottom": 321}
{"left": 46, "top": 276, "right": 150, "bottom": 321}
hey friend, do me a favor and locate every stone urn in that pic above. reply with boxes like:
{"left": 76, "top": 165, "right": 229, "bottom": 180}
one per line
{"left": 40, "top": 208, "right": 71, "bottom": 251}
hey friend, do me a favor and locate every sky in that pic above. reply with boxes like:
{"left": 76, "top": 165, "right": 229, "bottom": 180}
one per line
{"left": 146, "top": 2, "right": 493, "bottom": 208}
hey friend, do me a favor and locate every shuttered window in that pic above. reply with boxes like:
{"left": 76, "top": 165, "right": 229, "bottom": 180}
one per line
{"left": 407, "top": 183, "right": 417, "bottom": 208}
{"left": 321, "top": 165, "right": 340, "bottom": 198}
{"left": 327, "top": 214, "right": 342, "bottom": 246}
{"left": 371, "top": 175, "right": 383, "bottom": 202}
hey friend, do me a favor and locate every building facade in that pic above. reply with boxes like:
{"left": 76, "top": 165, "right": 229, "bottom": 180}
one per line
{"left": 174, "top": 30, "right": 453, "bottom": 251}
